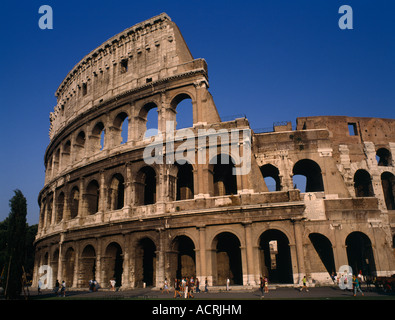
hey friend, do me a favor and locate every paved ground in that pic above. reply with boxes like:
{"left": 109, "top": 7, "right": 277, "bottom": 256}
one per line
{"left": 24, "top": 285, "right": 395, "bottom": 300}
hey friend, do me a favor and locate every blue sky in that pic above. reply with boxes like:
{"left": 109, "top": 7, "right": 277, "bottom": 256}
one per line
{"left": 0, "top": 0, "right": 394, "bottom": 225}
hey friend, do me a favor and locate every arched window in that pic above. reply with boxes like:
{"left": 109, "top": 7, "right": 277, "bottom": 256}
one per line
{"left": 170, "top": 93, "right": 193, "bottom": 130}
{"left": 212, "top": 154, "right": 237, "bottom": 196}
{"left": 136, "top": 166, "right": 156, "bottom": 205}
{"left": 56, "top": 192, "right": 64, "bottom": 223}
{"left": 86, "top": 180, "right": 100, "bottom": 214}
{"left": 70, "top": 187, "right": 79, "bottom": 219}
{"left": 381, "top": 172, "right": 395, "bottom": 210}
{"left": 354, "top": 169, "right": 374, "bottom": 197}
{"left": 292, "top": 159, "right": 324, "bottom": 192}
{"left": 113, "top": 112, "right": 129, "bottom": 145}
{"left": 91, "top": 122, "right": 105, "bottom": 151}
{"left": 110, "top": 174, "right": 125, "bottom": 210}
{"left": 176, "top": 162, "right": 194, "bottom": 200}
{"left": 63, "top": 140, "right": 71, "bottom": 168}
{"left": 138, "top": 102, "right": 158, "bottom": 139}
{"left": 376, "top": 148, "right": 392, "bottom": 166}
{"left": 260, "top": 164, "right": 281, "bottom": 191}
{"left": 75, "top": 131, "right": 86, "bottom": 161}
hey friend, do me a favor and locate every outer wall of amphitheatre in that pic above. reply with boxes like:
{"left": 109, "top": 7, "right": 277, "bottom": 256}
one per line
{"left": 33, "top": 13, "right": 395, "bottom": 290}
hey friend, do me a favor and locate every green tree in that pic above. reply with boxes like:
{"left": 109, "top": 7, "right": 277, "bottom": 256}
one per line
{"left": 4, "top": 190, "right": 27, "bottom": 299}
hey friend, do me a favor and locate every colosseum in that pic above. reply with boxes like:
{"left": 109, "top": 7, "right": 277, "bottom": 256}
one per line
{"left": 33, "top": 13, "right": 395, "bottom": 290}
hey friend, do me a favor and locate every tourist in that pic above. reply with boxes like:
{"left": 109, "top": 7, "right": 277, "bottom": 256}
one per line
{"left": 163, "top": 277, "right": 170, "bottom": 294}
{"left": 204, "top": 277, "right": 209, "bottom": 293}
{"left": 259, "top": 277, "right": 264, "bottom": 298}
{"left": 54, "top": 279, "right": 60, "bottom": 296}
{"left": 226, "top": 278, "right": 230, "bottom": 291}
{"left": 300, "top": 276, "right": 309, "bottom": 292}
{"left": 195, "top": 278, "right": 200, "bottom": 293}
{"left": 60, "top": 280, "right": 66, "bottom": 297}
{"left": 110, "top": 278, "right": 116, "bottom": 291}
{"left": 174, "top": 278, "right": 181, "bottom": 298}
{"left": 352, "top": 275, "right": 364, "bottom": 297}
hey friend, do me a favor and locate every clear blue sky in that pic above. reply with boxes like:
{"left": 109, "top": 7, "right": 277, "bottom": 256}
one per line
{"left": 0, "top": 0, "right": 394, "bottom": 225}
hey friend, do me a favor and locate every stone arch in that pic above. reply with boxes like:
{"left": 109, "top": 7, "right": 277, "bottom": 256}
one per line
{"left": 91, "top": 121, "right": 105, "bottom": 152}
{"left": 170, "top": 235, "right": 196, "bottom": 280}
{"left": 260, "top": 164, "right": 281, "bottom": 191}
{"left": 210, "top": 154, "right": 237, "bottom": 196}
{"left": 354, "top": 169, "right": 374, "bottom": 197}
{"left": 74, "top": 130, "right": 86, "bottom": 161}
{"left": 56, "top": 192, "right": 65, "bottom": 223}
{"left": 134, "top": 237, "right": 157, "bottom": 287}
{"left": 135, "top": 166, "right": 157, "bottom": 205}
{"left": 137, "top": 101, "right": 159, "bottom": 139}
{"left": 176, "top": 162, "right": 194, "bottom": 200}
{"left": 64, "top": 247, "right": 75, "bottom": 287}
{"left": 211, "top": 232, "right": 243, "bottom": 286}
{"left": 308, "top": 233, "right": 336, "bottom": 276}
{"left": 381, "top": 172, "right": 395, "bottom": 210}
{"left": 112, "top": 111, "right": 130, "bottom": 145}
{"left": 346, "top": 232, "right": 376, "bottom": 276}
{"left": 170, "top": 92, "right": 194, "bottom": 129}
{"left": 70, "top": 186, "right": 79, "bottom": 219}
{"left": 258, "top": 229, "right": 293, "bottom": 284}
{"left": 292, "top": 159, "right": 324, "bottom": 192}
{"left": 86, "top": 180, "right": 100, "bottom": 215}
{"left": 79, "top": 245, "right": 96, "bottom": 288}
{"left": 62, "top": 140, "right": 71, "bottom": 168}
{"left": 376, "top": 148, "right": 392, "bottom": 166}
{"left": 109, "top": 173, "right": 125, "bottom": 210}
{"left": 102, "top": 242, "right": 124, "bottom": 288}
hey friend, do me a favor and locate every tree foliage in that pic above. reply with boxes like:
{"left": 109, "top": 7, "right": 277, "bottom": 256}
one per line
{"left": 3, "top": 190, "right": 27, "bottom": 299}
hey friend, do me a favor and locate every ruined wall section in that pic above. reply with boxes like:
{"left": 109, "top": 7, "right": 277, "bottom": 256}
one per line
{"left": 48, "top": 13, "right": 195, "bottom": 141}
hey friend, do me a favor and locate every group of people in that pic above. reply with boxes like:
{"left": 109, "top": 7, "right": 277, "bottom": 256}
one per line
{"left": 259, "top": 276, "right": 269, "bottom": 297}
{"left": 162, "top": 276, "right": 209, "bottom": 298}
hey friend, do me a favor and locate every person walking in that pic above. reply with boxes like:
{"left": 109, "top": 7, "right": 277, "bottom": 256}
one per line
{"left": 204, "top": 277, "right": 209, "bottom": 293}
{"left": 259, "top": 277, "right": 265, "bottom": 298}
{"left": 38, "top": 279, "right": 42, "bottom": 295}
{"left": 174, "top": 279, "right": 181, "bottom": 298}
{"left": 110, "top": 278, "right": 116, "bottom": 291}
{"left": 352, "top": 275, "right": 364, "bottom": 297}
{"left": 195, "top": 278, "right": 200, "bottom": 293}
{"left": 226, "top": 278, "right": 230, "bottom": 291}
{"left": 300, "top": 276, "right": 309, "bottom": 292}
{"left": 60, "top": 280, "right": 66, "bottom": 297}
{"left": 163, "top": 278, "right": 170, "bottom": 294}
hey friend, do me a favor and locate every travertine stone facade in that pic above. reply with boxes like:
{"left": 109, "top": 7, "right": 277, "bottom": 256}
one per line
{"left": 34, "top": 13, "right": 395, "bottom": 289}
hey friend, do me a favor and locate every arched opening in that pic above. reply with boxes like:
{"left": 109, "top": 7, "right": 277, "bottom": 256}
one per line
{"left": 47, "top": 196, "right": 53, "bottom": 226}
{"left": 109, "top": 174, "right": 125, "bottom": 210}
{"left": 308, "top": 233, "right": 336, "bottom": 276}
{"left": 75, "top": 131, "right": 86, "bottom": 161}
{"left": 176, "top": 162, "right": 194, "bottom": 200}
{"left": 86, "top": 180, "right": 100, "bottom": 215}
{"left": 103, "top": 242, "right": 124, "bottom": 288}
{"left": 91, "top": 122, "right": 105, "bottom": 151}
{"left": 70, "top": 187, "right": 79, "bottom": 219}
{"left": 56, "top": 192, "right": 64, "bottom": 223}
{"left": 260, "top": 164, "right": 281, "bottom": 191}
{"left": 113, "top": 112, "right": 129, "bottom": 145}
{"left": 212, "top": 232, "right": 242, "bottom": 286}
{"left": 376, "top": 148, "right": 392, "bottom": 166}
{"left": 381, "top": 172, "right": 395, "bottom": 210}
{"left": 135, "top": 238, "right": 157, "bottom": 287}
{"left": 171, "top": 235, "right": 196, "bottom": 280}
{"left": 292, "top": 159, "right": 324, "bottom": 192}
{"left": 138, "top": 102, "right": 158, "bottom": 139}
{"left": 52, "top": 249, "right": 59, "bottom": 287}
{"left": 212, "top": 154, "right": 237, "bottom": 196}
{"left": 346, "top": 232, "right": 376, "bottom": 276}
{"left": 354, "top": 169, "right": 374, "bottom": 197}
{"left": 62, "top": 140, "right": 71, "bottom": 168}
{"left": 136, "top": 166, "right": 156, "bottom": 205}
{"left": 64, "top": 248, "right": 75, "bottom": 287}
{"left": 80, "top": 245, "right": 96, "bottom": 288}
{"left": 171, "top": 93, "right": 193, "bottom": 130}
{"left": 259, "top": 229, "right": 293, "bottom": 284}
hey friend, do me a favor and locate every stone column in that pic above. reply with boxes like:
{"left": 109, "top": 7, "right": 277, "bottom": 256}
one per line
{"left": 243, "top": 221, "right": 255, "bottom": 285}
{"left": 292, "top": 220, "right": 306, "bottom": 284}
